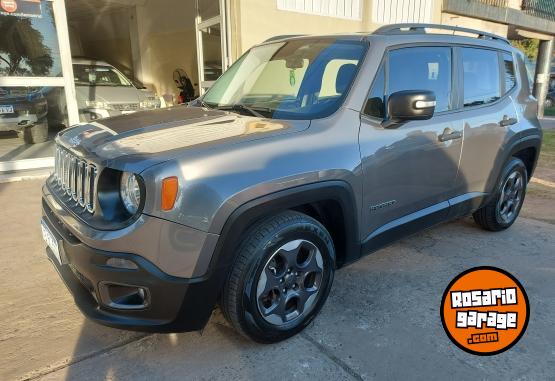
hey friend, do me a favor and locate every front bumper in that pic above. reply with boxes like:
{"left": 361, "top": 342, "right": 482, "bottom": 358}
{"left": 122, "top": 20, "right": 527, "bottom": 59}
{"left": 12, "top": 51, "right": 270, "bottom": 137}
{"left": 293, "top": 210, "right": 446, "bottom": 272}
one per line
{"left": 42, "top": 200, "right": 221, "bottom": 333}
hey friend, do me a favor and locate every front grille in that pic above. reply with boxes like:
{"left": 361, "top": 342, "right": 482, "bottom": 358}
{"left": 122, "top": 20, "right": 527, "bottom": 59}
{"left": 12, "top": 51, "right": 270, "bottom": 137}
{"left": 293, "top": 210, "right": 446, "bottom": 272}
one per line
{"left": 54, "top": 145, "right": 97, "bottom": 213}
{"left": 112, "top": 103, "right": 139, "bottom": 112}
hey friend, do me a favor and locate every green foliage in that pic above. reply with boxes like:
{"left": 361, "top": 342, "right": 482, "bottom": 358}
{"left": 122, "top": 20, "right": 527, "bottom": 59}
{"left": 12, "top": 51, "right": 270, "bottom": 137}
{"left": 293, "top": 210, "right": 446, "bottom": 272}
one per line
{"left": 0, "top": 17, "right": 53, "bottom": 76}
{"left": 510, "top": 39, "right": 540, "bottom": 61}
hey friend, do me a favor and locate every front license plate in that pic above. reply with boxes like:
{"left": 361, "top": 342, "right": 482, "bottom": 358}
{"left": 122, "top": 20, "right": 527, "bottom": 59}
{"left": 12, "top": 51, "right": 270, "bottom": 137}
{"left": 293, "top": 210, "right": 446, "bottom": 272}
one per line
{"left": 0, "top": 105, "right": 14, "bottom": 114}
{"left": 41, "top": 220, "right": 61, "bottom": 265}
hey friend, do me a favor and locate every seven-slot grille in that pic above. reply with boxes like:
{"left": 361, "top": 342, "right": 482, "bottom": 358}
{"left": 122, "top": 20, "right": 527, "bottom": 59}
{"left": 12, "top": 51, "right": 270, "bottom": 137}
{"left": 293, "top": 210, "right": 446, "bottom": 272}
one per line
{"left": 54, "top": 146, "right": 97, "bottom": 213}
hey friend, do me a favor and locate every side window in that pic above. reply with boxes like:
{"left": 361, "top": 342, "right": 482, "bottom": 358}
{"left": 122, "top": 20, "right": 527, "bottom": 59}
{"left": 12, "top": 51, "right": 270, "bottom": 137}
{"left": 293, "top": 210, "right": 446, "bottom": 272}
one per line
{"left": 503, "top": 52, "right": 516, "bottom": 94}
{"left": 462, "top": 48, "right": 500, "bottom": 106}
{"left": 364, "top": 64, "right": 385, "bottom": 118}
{"left": 388, "top": 47, "right": 452, "bottom": 112}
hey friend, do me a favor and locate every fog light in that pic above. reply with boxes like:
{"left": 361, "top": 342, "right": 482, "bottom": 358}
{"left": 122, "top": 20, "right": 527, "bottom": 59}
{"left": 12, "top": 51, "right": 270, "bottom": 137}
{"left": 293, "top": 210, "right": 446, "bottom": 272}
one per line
{"left": 106, "top": 257, "right": 138, "bottom": 270}
{"left": 99, "top": 282, "right": 149, "bottom": 310}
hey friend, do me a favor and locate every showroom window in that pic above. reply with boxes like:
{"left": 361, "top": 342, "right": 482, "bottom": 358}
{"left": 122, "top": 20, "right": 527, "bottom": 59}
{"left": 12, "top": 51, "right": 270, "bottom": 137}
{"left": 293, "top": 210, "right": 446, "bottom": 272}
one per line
{"left": 0, "top": 0, "right": 77, "bottom": 173}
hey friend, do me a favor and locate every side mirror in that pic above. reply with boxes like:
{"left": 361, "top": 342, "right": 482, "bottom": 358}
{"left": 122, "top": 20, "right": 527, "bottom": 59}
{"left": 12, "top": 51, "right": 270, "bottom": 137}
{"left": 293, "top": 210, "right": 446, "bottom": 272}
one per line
{"left": 382, "top": 90, "right": 436, "bottom": 129}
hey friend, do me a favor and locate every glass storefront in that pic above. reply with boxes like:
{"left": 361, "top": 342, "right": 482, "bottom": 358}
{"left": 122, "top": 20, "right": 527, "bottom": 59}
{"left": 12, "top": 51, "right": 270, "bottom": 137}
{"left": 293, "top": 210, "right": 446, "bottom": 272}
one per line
{"left": 0, "top": 0, "right": 76, "bottom": 171}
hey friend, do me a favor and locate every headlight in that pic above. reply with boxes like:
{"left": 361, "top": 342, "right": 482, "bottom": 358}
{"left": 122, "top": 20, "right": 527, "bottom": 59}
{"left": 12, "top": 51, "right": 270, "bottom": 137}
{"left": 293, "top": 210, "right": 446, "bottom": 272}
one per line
{"left": 120, "top": 172, "right": 141, "bottom": 214}
{"left": 86, "top": 100, "right": 113, "bottom": 110}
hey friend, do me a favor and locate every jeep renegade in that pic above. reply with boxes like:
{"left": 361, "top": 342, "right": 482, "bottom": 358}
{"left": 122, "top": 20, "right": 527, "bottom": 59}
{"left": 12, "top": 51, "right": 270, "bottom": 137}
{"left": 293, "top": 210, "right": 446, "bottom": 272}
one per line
{"left": 41, "top": 24, "right": 542, "bottom": 343}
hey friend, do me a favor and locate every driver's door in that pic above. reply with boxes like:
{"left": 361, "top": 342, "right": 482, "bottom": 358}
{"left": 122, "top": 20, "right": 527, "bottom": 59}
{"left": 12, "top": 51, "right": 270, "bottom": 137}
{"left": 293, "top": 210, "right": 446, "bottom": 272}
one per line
{"left": 359, "top": 46, "right": 463, "bottom": 243}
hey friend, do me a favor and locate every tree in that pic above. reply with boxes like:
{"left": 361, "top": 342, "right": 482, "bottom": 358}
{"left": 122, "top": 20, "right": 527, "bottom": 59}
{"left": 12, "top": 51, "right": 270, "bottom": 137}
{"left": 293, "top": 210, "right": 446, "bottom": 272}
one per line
{"left": 0, "top": 16, "right": 53, "bottom": 76}
{"left": 510, "top": 39, "right": 540, "bottom": 61}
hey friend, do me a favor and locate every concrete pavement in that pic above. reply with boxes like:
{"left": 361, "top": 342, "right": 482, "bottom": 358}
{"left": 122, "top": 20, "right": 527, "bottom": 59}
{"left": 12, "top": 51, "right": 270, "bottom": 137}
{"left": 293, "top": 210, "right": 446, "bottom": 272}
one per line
{"left": 1, "top": 179, "right": 554, "bottom": 381}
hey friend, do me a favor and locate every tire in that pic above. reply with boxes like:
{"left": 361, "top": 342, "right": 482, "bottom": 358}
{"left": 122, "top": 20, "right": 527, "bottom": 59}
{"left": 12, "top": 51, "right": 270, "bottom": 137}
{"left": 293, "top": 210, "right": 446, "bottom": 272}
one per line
{"left": 20, "top": 121, "right": 48, "bottom": 144}
{"left": 221, "top": 210, "right": 335, "bottom": 343}
{"left": 473, "top": 157, "right": 527, "bottom": 231}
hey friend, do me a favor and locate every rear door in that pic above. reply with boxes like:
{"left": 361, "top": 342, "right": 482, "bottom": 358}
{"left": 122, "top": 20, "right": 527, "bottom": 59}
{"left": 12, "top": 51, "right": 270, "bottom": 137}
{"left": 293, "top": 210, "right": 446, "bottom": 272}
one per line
{"left": 359, "top": 45, "right": 463, "bottom": 241}
{"left": 453, "top": 48, "right": 518, "bottom": 202}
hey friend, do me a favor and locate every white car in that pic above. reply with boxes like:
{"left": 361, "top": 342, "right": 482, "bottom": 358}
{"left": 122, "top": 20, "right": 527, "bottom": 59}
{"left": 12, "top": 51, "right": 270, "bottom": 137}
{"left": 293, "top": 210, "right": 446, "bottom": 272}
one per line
{"left": 48, "top": 58, "right": 161, "bottom": 125}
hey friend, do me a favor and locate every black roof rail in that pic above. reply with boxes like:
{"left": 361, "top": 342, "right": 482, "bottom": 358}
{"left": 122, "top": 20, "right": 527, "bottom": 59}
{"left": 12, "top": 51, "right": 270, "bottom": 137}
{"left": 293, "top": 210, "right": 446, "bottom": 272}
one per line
{"left": 373, "top": 23, "right": 510, "bottom": 45}
{"left": 264, "top": 34, "right": 306, "bottom": 43}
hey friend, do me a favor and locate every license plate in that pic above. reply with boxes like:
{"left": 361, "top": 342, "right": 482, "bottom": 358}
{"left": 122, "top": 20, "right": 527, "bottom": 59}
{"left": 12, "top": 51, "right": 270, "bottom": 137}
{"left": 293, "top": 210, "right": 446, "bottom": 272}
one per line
{"left": 41, "top": 220, "right": 61, "bottom": 265}
{"left": 0, "top": 105, "right": 14, "bottom": 114}
{"left": 121, "top": 110, "right": 136, "bottom": 114}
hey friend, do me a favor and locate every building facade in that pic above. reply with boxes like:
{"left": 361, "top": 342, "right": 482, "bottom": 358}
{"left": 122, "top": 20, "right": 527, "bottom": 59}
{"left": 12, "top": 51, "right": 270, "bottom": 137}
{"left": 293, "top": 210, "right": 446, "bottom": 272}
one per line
{"left": 0, "top": 0, "right": 554, "bottom": 173}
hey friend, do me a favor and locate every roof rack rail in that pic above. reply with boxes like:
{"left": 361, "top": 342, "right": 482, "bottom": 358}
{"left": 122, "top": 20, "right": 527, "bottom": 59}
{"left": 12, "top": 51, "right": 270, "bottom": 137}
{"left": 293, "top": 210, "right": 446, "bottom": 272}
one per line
{"left": 264, "top": 34, "right": 306, "bottom": 43}
{"left": 373, "top": 23, "right": 510, "bottom": 45}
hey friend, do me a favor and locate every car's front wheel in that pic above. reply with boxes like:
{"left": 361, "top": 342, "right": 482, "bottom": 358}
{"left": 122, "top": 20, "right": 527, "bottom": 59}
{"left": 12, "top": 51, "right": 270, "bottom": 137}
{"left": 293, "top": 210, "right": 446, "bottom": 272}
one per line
{"left": 221, "top": 211, "right": 335, "bottom": 343}
{"left": 473, "top": 157, "right": 527, "bottom": 231}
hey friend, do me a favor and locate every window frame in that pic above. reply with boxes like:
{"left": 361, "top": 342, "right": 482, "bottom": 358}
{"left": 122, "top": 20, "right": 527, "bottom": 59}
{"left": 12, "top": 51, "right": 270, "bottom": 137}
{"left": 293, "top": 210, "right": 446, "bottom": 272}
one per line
{"left": 0, "top": 0, "right": 78, "bottom": 172}
{"left": 361, "top": 56, "right": 387, "bottom": 121}
{"left": 499, "top": 51, "right": 517, "bottom": 96}
{"left": 361, "top": 42, "right": 520, "bottom": 120}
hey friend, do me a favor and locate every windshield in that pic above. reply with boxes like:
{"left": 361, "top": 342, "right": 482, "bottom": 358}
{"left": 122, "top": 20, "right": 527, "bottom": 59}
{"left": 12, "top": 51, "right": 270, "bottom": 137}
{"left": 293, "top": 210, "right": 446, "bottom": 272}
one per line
{"left": 73, "top": 64, "right": 133, "bottom": 87}
{"left": 203, "top": 38, "right": 367, "bottom": 119}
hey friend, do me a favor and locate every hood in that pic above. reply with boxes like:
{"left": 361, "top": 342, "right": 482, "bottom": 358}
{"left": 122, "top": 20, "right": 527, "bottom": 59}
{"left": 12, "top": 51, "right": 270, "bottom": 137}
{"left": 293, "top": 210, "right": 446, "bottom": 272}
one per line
{"left": 75, "top": 85, "right": 146, "bottom": 104}
{"left": 56, "top": 106, "right": 309, "bottom": 172}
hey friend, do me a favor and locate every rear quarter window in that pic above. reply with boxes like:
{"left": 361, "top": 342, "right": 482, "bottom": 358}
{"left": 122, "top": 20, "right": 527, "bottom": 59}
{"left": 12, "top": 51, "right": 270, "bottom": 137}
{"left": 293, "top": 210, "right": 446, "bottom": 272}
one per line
{"left": 503, "top": 52, "right": 516, "bottom": 94}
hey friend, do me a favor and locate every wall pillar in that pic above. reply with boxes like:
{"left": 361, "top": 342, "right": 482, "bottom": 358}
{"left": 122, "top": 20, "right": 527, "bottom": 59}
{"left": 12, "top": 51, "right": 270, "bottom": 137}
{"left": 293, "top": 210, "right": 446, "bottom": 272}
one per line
{"left": 534, "top": 38, "right": 554, "bottom": 118}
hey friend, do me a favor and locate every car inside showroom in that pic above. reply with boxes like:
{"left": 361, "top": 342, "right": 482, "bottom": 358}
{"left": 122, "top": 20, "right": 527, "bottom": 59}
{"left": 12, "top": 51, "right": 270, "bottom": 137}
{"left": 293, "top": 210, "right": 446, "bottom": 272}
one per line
{"left": 1, "top": 0, "right": 229, "bottom": 175}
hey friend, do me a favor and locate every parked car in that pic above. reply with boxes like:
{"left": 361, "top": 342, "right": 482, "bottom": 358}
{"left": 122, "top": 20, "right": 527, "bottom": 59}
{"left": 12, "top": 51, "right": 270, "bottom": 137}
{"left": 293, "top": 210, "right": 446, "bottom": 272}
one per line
{"left": 41, "top": 24, "right": 541, "bottom": 343}
{"left": 47, "top": 58, "right": 161, "bottom": 126}
{"left": 0, "top": 87, "right": 49, "bottom": 144}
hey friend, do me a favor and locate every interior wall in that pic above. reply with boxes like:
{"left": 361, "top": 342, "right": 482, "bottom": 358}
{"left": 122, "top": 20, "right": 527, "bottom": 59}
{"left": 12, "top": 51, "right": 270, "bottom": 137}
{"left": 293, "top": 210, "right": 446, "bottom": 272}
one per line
{"left": 69, "top": 8, "right": 134, "bottom": 74}
{"left": 134, "top": 0, "right": 198, "bottom": 101}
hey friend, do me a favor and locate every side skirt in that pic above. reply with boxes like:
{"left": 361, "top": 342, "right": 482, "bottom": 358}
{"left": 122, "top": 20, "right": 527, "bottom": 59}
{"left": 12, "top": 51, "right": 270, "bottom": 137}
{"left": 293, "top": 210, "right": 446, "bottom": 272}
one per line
{"left": 359, "top": 192, "right": 487, "bottom": 257}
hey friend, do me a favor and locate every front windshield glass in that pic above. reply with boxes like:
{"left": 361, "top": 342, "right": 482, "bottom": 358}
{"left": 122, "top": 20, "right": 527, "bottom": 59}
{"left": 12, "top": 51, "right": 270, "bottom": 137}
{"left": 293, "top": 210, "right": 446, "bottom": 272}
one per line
{"left": 73, "top": 64, "right": 133, "bottom": 87}
{"left": 203, "top": 38, "right": 367, "bottom": 119}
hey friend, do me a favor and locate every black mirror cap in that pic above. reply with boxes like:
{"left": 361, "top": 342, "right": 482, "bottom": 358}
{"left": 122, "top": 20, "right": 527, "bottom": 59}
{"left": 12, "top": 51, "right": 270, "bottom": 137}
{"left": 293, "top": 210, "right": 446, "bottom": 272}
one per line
{"left": 384, "top": 90, "right": 436, "bottom": 128}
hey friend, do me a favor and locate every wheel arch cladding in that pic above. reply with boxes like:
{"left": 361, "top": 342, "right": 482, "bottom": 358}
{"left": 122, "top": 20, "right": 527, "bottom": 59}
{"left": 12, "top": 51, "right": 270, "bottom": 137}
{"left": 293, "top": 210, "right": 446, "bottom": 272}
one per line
{"left": 204, "top": 181, "right": 360, "bottom": 301}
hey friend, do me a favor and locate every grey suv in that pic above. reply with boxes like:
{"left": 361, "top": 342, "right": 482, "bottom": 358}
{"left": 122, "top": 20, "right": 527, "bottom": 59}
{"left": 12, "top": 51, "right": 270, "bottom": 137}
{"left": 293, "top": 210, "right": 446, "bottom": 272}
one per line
{"left": 41, "top": 24, "right": 541, "bottom": 343}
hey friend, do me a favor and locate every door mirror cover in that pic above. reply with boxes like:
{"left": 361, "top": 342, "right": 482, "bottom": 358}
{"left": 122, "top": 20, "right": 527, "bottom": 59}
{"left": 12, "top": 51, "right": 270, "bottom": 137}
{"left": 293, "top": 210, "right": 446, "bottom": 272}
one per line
{"left": 383, "top": 90, "right": 436, "bottom": 128}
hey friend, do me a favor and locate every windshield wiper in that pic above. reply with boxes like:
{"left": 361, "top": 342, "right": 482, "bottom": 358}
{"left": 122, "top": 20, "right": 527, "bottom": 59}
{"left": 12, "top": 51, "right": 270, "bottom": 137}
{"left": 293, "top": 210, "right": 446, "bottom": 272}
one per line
{"left": 217, "top": 104, "right": 272, "bottom": 118}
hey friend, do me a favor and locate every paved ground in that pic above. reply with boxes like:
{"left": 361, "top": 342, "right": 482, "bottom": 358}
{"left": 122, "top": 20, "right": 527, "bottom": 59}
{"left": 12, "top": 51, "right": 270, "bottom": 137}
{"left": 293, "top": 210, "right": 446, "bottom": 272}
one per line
{"left": 540, "top": 117, "right": 555, "bottom": 130}
{"left": 0, "top": 132, "right": 55, "bottom": 162}
{"left": 1, "top": 179, "right": 554, "bottom": 381}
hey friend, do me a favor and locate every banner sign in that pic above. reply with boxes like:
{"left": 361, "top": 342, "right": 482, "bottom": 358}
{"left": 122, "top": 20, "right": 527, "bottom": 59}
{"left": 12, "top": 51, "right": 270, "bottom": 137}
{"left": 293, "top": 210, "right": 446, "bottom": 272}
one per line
{"left": 0, "top": 0, "right": 42, "bottom": 18}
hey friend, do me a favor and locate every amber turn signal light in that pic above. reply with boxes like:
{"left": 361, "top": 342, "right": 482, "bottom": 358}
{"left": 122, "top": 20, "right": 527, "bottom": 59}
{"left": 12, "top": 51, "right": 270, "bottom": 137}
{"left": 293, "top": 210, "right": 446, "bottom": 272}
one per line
{"left": 161, "top": 176, "right": 179, "bottom": 211}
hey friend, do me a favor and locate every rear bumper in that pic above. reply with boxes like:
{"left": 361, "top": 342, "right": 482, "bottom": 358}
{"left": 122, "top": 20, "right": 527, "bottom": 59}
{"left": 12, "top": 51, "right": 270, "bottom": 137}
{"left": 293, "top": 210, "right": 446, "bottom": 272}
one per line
{"left": 0, "top": 115, "right": 44, "bottom": 131}
{"left": 41, "top": 204, "right": 221, "bottom": 333}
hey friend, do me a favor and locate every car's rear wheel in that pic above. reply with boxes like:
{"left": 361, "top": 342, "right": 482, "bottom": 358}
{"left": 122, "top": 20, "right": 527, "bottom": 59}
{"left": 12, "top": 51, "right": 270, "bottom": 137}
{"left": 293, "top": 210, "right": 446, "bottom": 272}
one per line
{"left": 19, "top": 121, "right": 48, "bottom": 144}
{"left": 473, "top": 157, "right": 527, "bottom": 231}
{"left": 221, "top": 211, "right": 335, "bottom": 343}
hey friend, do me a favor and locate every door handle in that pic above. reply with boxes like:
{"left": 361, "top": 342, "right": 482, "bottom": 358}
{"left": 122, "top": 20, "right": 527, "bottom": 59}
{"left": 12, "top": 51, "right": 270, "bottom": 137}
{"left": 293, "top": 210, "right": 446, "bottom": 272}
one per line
{"left": 438, "top": 127, "right": 462, "bottom": 142}
{"left": 499, "top": 115, "right": 517, "bottom": 127}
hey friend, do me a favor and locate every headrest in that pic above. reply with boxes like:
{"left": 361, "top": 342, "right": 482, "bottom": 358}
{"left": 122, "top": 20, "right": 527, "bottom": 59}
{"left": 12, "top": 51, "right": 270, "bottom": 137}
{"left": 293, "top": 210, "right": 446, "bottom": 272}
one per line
{"left": 335, "top": 64, "right": 357, "bottom": 94}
